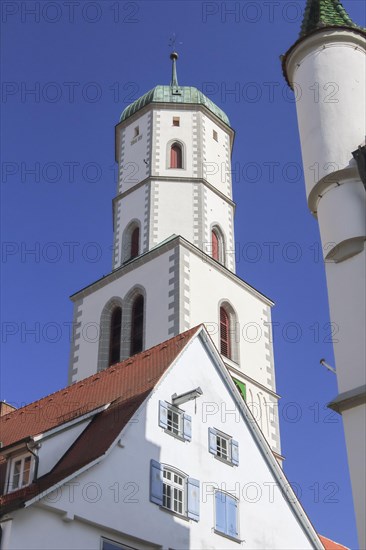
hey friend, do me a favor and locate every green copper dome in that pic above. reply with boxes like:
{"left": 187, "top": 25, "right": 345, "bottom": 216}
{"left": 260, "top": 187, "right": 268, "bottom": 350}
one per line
{"left": 120, "top": 85, "right": 230, "bottom": 126}
{"left": 300, "top": 0, "right": 365, "bottom": 38}
{"left": 120, "top": 52, "right": 230, "bottom": 126}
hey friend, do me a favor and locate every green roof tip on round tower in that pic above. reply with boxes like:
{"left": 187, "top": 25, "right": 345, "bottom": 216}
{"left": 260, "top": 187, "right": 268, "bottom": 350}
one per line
{"left": 300, "top": 0, "right": 365, "bottom": 38}
{"left": 120, "top": 52, "right": 231, "bottom": 127}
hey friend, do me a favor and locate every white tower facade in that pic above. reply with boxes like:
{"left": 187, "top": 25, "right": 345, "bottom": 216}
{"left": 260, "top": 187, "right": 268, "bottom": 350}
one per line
{"left": 68, "top": 54, "right": 283, "bottom": 463}
{"left": 282, "top": 1, "right": 366, "bottom": 546}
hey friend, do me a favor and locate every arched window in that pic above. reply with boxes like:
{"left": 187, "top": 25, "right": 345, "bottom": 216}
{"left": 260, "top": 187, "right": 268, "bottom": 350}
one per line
{"left": 122, "top": 221, "right": 140, "bottom": 264}
{"left": 212, "top": 230, "right": 219, "bottom": 261}
{"left": 130, "top": 226, "right": 140, "bottom": 259}
{"left": 170, "top": 143, "right": 182, "bottom": 169}
{"left": 109, "top": 307, "right": 122, "bottom": 366}
{"left": 220, "top": 306, "right": 231, "bottom": 359}
{"left": 130, "top": 295, "right": 144, "bottom": 355}
{"left": 211, "top": 226, "right": 225, "bottom": 264}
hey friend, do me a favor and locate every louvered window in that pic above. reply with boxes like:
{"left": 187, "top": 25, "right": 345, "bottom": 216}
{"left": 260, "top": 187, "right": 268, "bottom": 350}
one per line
{"left": 131, "top": 295, "right": 144, "bottom": 355}
{"left": 220, "top": 307, "right": 231, "bottom": 359}
{"left": 212, "top": 230, "right": 219, "bottom": 261}
{"left": 109, "top": 307, "right": 122, "bottom": 366}
{"left": 130, "top": 226, "right": 139, "bottom": 259}
{"left": 170, "top": 143, "right": 182, "bottom": 168}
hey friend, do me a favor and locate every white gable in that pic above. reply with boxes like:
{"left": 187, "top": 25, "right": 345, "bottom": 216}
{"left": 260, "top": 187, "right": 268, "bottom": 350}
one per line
{"left": 14, "top": 331, "right": 321, "bottom": 550}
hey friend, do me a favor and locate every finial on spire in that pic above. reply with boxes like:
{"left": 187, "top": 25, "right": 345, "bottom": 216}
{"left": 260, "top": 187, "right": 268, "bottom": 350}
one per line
{"left": 170, "top": 51, "right": 179, "bottom": 88}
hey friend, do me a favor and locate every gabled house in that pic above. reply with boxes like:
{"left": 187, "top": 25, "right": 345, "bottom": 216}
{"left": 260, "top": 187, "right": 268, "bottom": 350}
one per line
{"left": 1, "top": 326, "right": 330, "bottom": 549}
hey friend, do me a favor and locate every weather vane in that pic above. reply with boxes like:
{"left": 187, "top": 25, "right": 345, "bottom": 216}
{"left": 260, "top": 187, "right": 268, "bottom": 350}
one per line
{"left": 168, "top": 33, "right": 183, "bottom": 52}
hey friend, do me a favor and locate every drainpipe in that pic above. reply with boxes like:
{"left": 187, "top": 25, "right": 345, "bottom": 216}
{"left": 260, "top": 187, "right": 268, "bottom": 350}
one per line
{"left": 0, "top": 518, "right": 13, "bottom": 550}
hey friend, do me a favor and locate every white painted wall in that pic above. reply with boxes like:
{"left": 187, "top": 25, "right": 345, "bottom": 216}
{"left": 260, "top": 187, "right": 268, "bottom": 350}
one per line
{"left": 69, "top": 240, "right": 279, "bottom": 454}
{"left": 70, "top": 247, "right": 173, "bottom": 382}
{"left": 286, "top": 29, "right": 366, "bottom": 549}
{"left": 152, "top": 180, "right": 195, "bottom": 246}
{"left": 37, "top": 419, "right": 91, "bottom": 478}
{"left": 118, "top": 111, "right": 151, "bottom": 193}
{"left": 286, "top": 30, "right": 366, "bottom": 200}
{"left": 11, "top": 336, "right": 318, "bottom": 549}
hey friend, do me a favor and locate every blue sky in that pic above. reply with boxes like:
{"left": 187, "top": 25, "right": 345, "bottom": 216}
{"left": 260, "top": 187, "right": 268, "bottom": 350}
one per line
{"left": 1, "top": 1, "right": 365, "bottom": 546}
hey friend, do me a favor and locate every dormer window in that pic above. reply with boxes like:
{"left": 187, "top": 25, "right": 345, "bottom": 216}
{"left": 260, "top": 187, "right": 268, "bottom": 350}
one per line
{"left": 6, "top": 453, "right": 34, "bottom": 493}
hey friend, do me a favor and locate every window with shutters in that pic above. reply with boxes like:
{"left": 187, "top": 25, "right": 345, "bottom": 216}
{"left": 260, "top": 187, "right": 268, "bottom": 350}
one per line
{"left": 150, "top": 460, "right": 200, "bottom": 521}
{"left": 108, "top": 307, "right": 122, "bottom": 366}
{"left": 208, "top": 428, "right": 239, "bottom": 466}
{"left": 170, "top": 142, "right": 183, "bottom": 169}
{"left": 130, "top": 295, "right": 144, "bottom": 355}
{"left": 159, "top": 400, "right": 192, "bottom": 441}
{"left": 214, "top": 491, "right": 239, "bottom": 540}
{"left": 6, "top": 453, "right": 34, "bottom": 493}
{"left": 220, "top": 306, "right": 231, "bottom": 359}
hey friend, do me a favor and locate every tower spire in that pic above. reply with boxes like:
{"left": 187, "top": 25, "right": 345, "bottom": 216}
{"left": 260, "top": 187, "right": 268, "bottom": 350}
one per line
{"left": 170, "top": 51, "right": 179, "bottom": 88}
{"left": 299, "top": 0, "right": 362, "bottom": 38}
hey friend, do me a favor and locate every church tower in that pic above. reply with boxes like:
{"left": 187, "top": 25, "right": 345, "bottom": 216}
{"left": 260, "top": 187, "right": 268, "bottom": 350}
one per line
{"left": 68, "top": 53, "right": 282, "bottom": 463}
{"left": 282, "top": 1, "right": 366, "bottom": 546}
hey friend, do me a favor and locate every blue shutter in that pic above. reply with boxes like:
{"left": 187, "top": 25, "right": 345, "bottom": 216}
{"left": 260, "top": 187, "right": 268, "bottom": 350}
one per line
{"left": 208, "top": 428, "right": 217, "bottom": 454}
{"left": 183, "top": 413, "right": 192, "bottom": 441}
{"left": 187, "top": 477, "right": 200, "bottom": 521}
{"left": 159, "top": 401, "right": 168, "bottom": 429}
{"left": 231, "top": 439, "right": 239, "bottom": 465}
{"left": 150, "top": 459, "right": 163, "bottom": 505}
{"left": 227, "top": 495, "right": 238, "bottom": 537}
{"left": 215, "top": 491, "right": 226, "bottom": 533}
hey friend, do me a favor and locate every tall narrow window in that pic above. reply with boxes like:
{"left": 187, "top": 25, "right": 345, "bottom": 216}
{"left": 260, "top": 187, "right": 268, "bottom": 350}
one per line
{"left": 130, "top": 226, "right": 139, "bottom": 259}
{"left": 131, "top": 295, "right": 144, "bottom": 355}
{"left": 212, "top": 230, "right": 219, "bottom": 261}
{"left": 109, "top": 307, "right": 122, "bottom": 366}
{"left": 220, "top": 307, "right": 231, "bottom": 359}
{"left": 170, "top": 143, "right": 182, "bottom": 168}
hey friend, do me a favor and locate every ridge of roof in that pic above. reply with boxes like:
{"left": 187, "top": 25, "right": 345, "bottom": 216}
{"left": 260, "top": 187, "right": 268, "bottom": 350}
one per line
{"left": 0, "top": 325, "right": 202, "bottom": 450}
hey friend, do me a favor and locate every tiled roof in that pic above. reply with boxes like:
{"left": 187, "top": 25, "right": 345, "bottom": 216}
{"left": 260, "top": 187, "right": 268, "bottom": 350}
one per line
{"left": 319, "top": 535, "right": 350, "bottom": 549}
{"left": 0, "top": 326, "right": 200, "bottom": 450}
{"left": 300, "top": 0, "right": 363, "bottom": 38}
{"left": 0, "top": 326, "right": 201, "bottom": 514}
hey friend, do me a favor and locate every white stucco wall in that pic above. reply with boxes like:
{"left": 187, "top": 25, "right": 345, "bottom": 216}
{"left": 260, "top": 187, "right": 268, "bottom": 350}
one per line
{"left": 10, "top": 335, "right": 318, "bottom": 549}
{"left": 286, "top": 30, "right": 366, "bottom": 200}
{"left": 37, "top": 419, "right": 92, "bottom": 478}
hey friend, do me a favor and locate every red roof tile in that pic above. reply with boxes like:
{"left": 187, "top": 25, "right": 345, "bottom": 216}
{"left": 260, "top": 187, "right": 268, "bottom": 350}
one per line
{"left": 0, "top": 326, "right": 200, "bottom": 450}
{"left": 319, "top": 535, "right": 350, "bottom": 550}
{"left": 0, "top": 326, "right": 201, "bottom": 515}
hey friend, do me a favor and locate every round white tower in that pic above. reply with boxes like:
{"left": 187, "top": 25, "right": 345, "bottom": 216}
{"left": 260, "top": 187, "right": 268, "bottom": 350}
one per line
{"left": 282, "top": 1, "right": 366, "bottom": 546}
